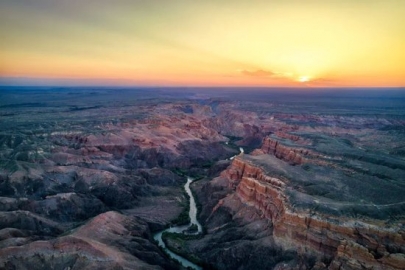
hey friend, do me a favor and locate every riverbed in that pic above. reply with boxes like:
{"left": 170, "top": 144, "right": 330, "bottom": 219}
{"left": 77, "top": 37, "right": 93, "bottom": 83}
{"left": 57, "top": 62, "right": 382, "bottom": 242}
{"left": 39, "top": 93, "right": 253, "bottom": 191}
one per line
{"left": 153, "top": 148, "right": 243, "bottom": 269}
{"left": 153, "top": 177, "right": 203, "bottom": 270}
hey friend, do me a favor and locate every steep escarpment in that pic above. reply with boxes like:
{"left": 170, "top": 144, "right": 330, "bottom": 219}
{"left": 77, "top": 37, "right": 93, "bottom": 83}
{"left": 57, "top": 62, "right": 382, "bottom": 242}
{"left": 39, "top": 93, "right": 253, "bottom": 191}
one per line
{"left": 198, "top": 155, "right": 405, "bottom": 269}
{"left": 252, "top": 136, "right": 319, "bottom": 165}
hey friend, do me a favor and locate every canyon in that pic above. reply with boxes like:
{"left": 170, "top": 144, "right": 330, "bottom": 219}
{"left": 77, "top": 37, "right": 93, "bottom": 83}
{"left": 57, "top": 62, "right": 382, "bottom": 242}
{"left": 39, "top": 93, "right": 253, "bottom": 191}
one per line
{"left": 201, "top": 154, "right": 405, "bottom": 269}
{"left": 0, "top": 88, "right": 404, "bottom": 269}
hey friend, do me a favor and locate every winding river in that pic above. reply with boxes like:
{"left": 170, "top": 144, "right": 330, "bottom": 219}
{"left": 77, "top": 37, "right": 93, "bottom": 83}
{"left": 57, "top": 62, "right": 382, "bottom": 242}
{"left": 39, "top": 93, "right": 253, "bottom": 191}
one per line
{"left": 153, "top": 177, "right": 203, "bottom": 270}
{"left": 153, "top": 148, "right": 243, "bottom": 269}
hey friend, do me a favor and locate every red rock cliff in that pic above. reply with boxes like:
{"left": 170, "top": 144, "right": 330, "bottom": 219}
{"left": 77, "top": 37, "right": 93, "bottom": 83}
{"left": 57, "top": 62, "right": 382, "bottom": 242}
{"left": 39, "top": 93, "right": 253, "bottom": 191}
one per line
{"left": 253, "top": 137, "right": 307, "bottom": 165}
{"left": 220, "top": 157, "right": 405, "bottom": 270}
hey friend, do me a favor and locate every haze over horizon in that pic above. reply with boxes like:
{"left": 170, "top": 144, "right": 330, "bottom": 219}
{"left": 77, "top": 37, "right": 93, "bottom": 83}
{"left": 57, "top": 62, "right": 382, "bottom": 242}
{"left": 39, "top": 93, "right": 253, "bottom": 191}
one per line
{"left": 1, "top": 0, "right": 404, "bottom": 88}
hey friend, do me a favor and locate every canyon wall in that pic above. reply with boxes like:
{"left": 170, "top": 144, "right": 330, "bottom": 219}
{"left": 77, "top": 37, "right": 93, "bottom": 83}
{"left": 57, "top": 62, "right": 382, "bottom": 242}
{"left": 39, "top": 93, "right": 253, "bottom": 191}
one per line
{"left": 217, "top": 156, "right": 405, "bottom": 269}
{"left": 252, "top": 137, "right": 307, "bottom": 165}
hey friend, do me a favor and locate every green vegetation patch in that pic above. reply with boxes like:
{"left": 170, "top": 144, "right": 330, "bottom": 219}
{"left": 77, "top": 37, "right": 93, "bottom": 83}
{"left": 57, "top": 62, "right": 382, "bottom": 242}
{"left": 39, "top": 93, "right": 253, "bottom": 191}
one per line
{"left": 162, "top": 232, "right": 203, "bottom": 265}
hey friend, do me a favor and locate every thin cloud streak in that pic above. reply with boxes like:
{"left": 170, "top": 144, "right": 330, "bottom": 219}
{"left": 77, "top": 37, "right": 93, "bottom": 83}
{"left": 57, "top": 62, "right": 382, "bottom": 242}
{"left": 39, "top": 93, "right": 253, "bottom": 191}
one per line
{"left": 241, "top": 69, "right": 275, "bottom": 77}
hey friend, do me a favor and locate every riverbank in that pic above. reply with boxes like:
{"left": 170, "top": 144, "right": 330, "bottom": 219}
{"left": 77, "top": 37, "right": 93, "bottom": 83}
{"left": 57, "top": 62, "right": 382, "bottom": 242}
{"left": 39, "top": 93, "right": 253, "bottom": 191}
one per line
{"left": 153, "top": 177, "right": 203, "bottom": 270}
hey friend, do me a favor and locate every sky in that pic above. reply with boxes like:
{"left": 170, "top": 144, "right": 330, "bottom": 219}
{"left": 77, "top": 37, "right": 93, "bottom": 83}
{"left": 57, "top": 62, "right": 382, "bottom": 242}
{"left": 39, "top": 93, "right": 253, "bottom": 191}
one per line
{"left": 0, "top": 0, "right": 404, "bottom": 87}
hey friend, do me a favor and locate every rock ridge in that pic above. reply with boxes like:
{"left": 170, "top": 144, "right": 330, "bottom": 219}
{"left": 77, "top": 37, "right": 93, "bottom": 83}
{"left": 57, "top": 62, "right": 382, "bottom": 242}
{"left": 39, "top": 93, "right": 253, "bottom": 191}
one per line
{"left": 252, "top": 136, "right": 307, "bottom": 165}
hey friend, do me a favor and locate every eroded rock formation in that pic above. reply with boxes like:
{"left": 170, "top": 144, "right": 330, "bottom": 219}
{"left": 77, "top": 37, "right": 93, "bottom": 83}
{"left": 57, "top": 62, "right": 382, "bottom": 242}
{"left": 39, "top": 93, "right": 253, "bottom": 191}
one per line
{"left": 200, "top": 155, "right": 405, "bottom": 269}
{"left": 1, "top": 89, "right": 405, "bottom": 269}
{"left": 0, "top": 211, "right": 176, "bottom": 269}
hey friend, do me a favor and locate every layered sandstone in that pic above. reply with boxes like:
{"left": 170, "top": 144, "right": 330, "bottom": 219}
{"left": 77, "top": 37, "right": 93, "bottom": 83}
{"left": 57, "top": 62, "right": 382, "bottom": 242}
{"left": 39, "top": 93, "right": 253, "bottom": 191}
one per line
{"left": 252, "top": 137, "right": 306, "bottom": 165}
{"left": 216, "top": 156, "right": 405, "bottom": 270}
{"left": 274, "top": 131, "right": 301, "bottom": 142}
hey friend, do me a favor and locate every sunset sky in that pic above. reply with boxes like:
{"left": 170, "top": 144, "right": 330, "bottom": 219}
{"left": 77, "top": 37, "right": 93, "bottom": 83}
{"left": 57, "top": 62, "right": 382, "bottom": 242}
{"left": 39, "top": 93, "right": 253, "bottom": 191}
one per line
{"left": 1, "top": 0, "right": 404, "bottom": 87}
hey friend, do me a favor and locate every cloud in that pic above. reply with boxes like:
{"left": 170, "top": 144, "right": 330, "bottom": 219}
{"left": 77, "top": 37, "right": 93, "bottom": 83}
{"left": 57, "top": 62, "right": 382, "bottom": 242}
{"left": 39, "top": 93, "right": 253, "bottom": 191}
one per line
{"left": 305, "top": 77, "right": 341, "bottom": 86}
{"left": 241, "top": 69, "right": 276, "bottom": 78}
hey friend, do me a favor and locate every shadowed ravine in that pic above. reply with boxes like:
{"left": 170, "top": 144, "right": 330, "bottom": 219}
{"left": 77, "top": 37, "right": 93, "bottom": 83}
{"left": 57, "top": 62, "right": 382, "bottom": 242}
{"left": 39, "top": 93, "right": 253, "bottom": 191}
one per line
{"left": 153, "top": 147, "right": 244, "bottom": 269}
{"left": 153, "top": 177, "right": 203, "bottom": 270}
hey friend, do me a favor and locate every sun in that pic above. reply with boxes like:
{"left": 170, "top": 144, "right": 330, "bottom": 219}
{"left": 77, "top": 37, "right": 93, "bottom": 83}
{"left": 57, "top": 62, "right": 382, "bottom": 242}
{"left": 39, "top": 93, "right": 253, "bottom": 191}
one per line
{"left": 298, "top": 76, "right": 310, "bottom": 83}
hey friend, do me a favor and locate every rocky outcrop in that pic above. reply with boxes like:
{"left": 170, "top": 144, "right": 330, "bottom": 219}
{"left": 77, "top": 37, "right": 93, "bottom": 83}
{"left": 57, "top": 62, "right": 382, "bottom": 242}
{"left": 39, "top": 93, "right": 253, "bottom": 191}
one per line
{"left": 253, "top": 137, "right": 306, "bottom": 165}
{"left": 274, "top": 131, "right": 301, "bottom": 142}
{"left": 212, "top": 157, "right": 405, "bottom": 269}
{"left": 330, "top": 240, "right": 405, "bottom": 270}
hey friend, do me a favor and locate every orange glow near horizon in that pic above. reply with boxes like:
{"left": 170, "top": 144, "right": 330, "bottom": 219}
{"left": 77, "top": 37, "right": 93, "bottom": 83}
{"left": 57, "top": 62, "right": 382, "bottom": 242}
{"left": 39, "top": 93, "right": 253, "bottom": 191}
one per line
{"left": 0, "top": 0, "right": 404, "bottom": 87}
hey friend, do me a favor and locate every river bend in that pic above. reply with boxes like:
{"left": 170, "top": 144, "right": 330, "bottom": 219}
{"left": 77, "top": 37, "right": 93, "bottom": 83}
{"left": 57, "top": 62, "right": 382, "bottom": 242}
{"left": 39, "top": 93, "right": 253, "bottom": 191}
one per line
{"left": 153, "top": 177, "right": 202, "bottom": 270}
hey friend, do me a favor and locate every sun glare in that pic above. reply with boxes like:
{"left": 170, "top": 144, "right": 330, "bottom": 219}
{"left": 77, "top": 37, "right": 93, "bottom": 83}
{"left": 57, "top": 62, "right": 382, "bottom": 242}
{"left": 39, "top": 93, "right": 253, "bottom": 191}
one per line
{"left": 298, "top": 76, "right": 310, "bottom": 83}
{"left": 1, "top": 1, "right": 404, "bottom": 87}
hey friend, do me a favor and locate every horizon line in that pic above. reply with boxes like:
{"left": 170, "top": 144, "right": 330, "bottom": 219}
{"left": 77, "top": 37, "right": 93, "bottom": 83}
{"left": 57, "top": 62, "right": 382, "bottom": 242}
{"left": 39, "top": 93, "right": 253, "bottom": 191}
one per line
{"left": 1, "top": 85, "right": 405, "bottom": 90}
